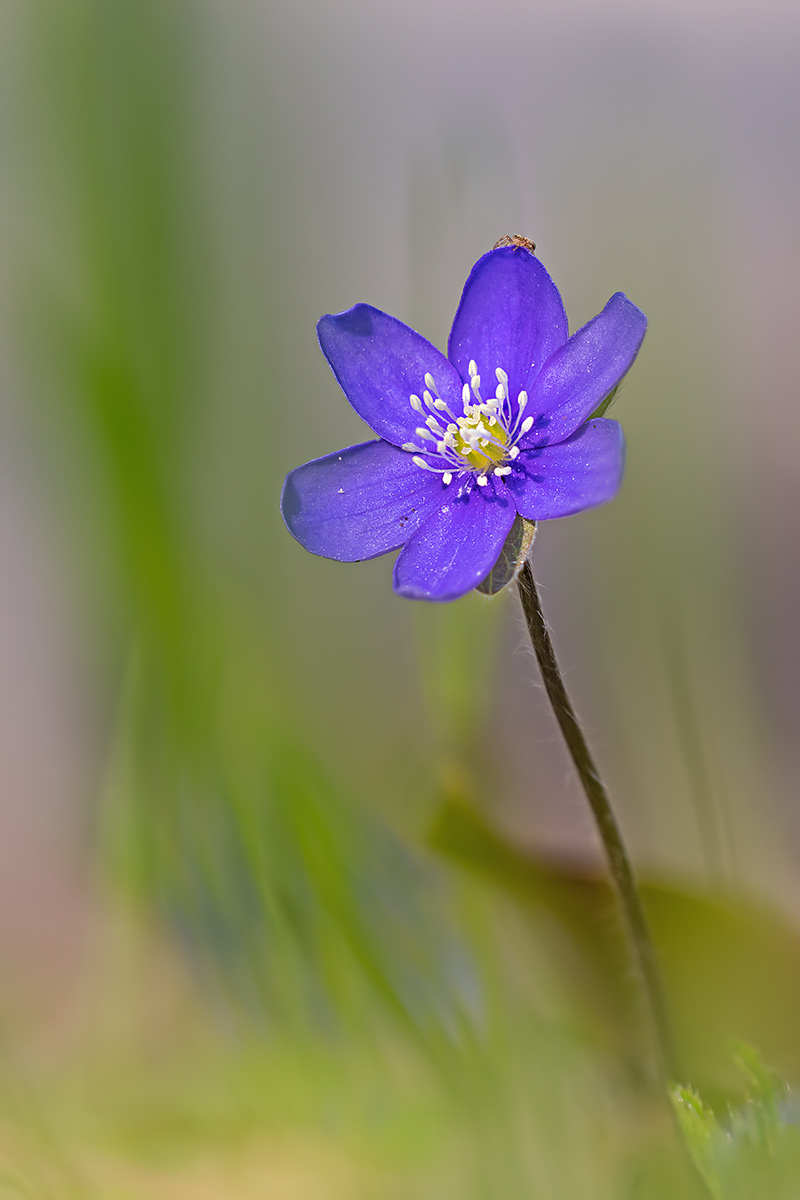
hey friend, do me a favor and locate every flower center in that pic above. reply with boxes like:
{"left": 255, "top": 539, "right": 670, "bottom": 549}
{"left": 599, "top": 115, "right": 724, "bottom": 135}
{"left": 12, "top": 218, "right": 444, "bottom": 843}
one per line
{"left": 449, "top": 405, "right": 509, "bottom": 470}
{"left": 402, "top": 360, "right": 534, "bottom": 487}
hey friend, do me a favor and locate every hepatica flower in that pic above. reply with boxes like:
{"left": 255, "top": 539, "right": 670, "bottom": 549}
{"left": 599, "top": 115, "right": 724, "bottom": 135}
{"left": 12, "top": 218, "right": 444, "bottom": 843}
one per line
{"left": 281, "top": 245, "right": 646, "bottom": 601}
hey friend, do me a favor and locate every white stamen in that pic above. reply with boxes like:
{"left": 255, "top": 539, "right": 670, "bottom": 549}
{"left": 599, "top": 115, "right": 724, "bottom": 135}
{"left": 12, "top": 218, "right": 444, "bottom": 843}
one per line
{"left": 471, "top": 424, "right": 508, "bottom": 454}
{"left": 409, "top": 360, "right": 535, "bottom": 481}
{"left": 413, "top": 456, "right": 446, "bottom": 474}
{"left": 438, "top": 400, "right": 460, "bottom": 423}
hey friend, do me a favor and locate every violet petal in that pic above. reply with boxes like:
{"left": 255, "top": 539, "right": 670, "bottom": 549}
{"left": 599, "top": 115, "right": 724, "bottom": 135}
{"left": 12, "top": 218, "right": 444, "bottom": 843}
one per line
{"left": 507, "top": 419, "right": 625, "bottom": 520}
{"left": 447, "top": 247, "right": 568, "bottom": 402}
{"left": 522, "top": 293, "right": 646, "bottom": 448}
{"left": 281, "top": 440, "right": 447, "bottom": 561}
{"left": 393, "top": 479, "right": 516, "bottom": 602}
{"left": 317, "top": 305, "right": 462, "bottom": 447}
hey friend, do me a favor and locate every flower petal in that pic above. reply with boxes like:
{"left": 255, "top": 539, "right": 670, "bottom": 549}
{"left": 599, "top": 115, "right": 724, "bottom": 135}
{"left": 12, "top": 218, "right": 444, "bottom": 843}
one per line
{"left": 447, "top": 247, "right": 568, "bottom": 400}
{"left": 522, "top": 293, "right": 646, "bottom": 447}
{"left": 281, "top": 440, "right": 447, "bottom": 561}
{"left": 506, "top": 419, "right": 625, "bottom": 520}
{"left": 317, "top": 305, "right": 463, "bottom": 447}
{"left": 393, "top": 480, "right": 516, "bottom": 602}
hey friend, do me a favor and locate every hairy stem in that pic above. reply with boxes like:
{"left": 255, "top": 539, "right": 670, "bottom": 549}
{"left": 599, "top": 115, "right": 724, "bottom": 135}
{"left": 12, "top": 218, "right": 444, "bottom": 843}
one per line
{"left": 517, "top": 560, "right": 676, "bottom": 1085}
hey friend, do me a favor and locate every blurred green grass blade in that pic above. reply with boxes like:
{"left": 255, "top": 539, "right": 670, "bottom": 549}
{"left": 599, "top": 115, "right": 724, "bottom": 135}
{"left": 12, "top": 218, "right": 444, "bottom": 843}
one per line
{"left": 16, "top": 0, "right": 481, "bottom": 1041}
{"left": 671, "top": 1088, "right": 724, "bottom": 1200}
{"left": 414, "top": 591, "right": 506, "bottom": 749}
{"left": 728, "top": 1041, "right": 786, "bottom": 1149}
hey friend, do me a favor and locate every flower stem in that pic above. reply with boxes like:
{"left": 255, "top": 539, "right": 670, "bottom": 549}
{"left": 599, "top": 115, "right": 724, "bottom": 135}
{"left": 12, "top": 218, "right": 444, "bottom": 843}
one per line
{"left": 516, "top": 560, "right": 676, "bottom": 1086}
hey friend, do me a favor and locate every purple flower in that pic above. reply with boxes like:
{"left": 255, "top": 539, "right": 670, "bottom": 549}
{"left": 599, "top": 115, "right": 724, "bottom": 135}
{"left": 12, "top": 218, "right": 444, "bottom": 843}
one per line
{"left": 281, "top": 246, "right": 646, "bottom": 602}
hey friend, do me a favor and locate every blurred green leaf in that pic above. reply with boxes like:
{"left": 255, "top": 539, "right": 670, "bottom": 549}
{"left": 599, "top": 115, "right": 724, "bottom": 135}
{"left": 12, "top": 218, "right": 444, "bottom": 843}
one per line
{"left": 431, "top": 794, "right": 800, "bottom": 1101}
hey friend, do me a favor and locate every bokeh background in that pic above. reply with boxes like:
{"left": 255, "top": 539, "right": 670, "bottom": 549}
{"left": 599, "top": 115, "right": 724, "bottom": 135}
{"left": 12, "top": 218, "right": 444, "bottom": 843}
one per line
{"left": 0, "top": 0, "right": 799, "bottom": 1195}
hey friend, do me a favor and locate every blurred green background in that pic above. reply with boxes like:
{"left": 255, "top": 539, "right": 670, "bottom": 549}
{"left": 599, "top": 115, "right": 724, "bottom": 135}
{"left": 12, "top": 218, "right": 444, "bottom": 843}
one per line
{"left": 0, "top": 0, "right": 799, "bottom": 1195}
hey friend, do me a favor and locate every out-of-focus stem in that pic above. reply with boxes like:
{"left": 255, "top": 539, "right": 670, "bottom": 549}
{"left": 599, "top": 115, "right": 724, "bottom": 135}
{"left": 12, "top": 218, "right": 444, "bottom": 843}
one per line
{"left": 516, "top": 560, "right": 676, "bottom": 1086}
